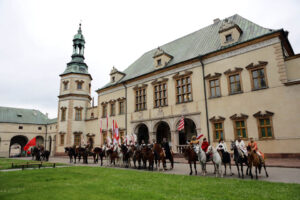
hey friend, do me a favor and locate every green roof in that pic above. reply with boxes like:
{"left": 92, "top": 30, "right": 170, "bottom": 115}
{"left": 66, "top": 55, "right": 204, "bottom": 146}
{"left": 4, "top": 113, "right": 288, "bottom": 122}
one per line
{"left": 0, "top": 107, "right": 57, "bottom": 125}
{"left": 99, "top": 14, "right": 277, "bottom": 90}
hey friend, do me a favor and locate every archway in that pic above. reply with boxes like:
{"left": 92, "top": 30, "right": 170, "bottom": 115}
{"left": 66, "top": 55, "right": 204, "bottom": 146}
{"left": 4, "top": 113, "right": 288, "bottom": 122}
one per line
{"left": 136, "top": 123, "right": 149, "bottom": 144}
{"left": 177, "top": 118, "right": 197, "bottom": 145}
{"left": 156, "top": 121, "right": 171, "bottom": 144}
{"left": 9, "top": 135, "right": 28, "bottom": 157}
{"left": 36, "top": 136, "right": 44, "bottom": 147}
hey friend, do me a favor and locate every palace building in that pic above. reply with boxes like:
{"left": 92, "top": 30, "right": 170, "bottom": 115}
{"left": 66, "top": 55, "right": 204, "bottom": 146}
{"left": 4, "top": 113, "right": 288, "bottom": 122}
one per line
{"left": 0, "top": 14, "right": 300, "bottom": 157}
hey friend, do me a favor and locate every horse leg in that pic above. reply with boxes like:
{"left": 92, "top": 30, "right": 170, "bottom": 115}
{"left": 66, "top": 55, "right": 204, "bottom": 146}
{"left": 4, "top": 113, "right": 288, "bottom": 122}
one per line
{"left": 229, "top": 163, "right": 233, "bottom": 176}
{"left": 170, "top": 157, "right": 174, "bottom": 169}
{"left": 255, "top": 166, "right": 258, "bottom": 180}
{"left": 189, "top": 162, "right": 193, "bottom": 175}
{"left": 236, "top": 163, "right": 240, "bottom": 178}
{"left": 194, "top": 161, "right": 197, "bottom": 175}
{"left": 264, "top": 164, "right": 269, "bottom": 177}
{"left": 241, "top": 163, "right": 244, "bottom": 179}
{"left": 224, "top": 163, "right": 227, "bottom": 176}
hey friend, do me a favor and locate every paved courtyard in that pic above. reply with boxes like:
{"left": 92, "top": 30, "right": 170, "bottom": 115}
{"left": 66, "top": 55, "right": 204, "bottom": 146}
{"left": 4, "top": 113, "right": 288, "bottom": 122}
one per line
{"left": 13, "top": 156, "right": 300, "bottom": 184}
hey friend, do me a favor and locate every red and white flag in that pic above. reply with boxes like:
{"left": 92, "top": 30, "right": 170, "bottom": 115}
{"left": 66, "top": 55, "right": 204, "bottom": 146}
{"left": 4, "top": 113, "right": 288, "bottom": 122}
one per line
{"left": 177, "top": 116, "right": 184, "bottom": 131}
{"left": 24, "top": 137, "right": 36, "bottom": 151}
{"left": 196, "top": 134, "right": 204, "bottom": 140}
{"left": 113, "top": 121, "right": 120, "bottom": 144}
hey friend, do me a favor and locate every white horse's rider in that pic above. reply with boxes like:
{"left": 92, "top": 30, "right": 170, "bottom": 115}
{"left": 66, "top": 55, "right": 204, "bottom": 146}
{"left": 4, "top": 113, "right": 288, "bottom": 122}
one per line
{"left": 235, "top": 136, "right": 247, "bottom": 157}
{"left": 217, "top": 138, "right": 228, "bottom": 152}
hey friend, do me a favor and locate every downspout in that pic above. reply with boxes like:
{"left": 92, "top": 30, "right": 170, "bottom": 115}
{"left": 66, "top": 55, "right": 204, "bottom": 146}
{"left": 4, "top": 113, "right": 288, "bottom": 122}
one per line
{"left": 199, "top": 56, "right": 211, "bottom": 143}
{"left": 123, "top": 83, "right": 128, "bottom": 136}
{"left": 45, "top": 123, "right": 48, "bottom": 150}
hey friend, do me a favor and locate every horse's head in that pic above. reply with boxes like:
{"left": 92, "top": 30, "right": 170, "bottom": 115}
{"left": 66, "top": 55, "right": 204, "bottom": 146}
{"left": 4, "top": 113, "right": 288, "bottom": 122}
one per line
{"left": 194, "top": 145, "right": 200, "bottom": 154}
{"left": 206, "top": 146, "right": 213, "bottom": 154}
{"left": 230, "top": 140, "right": 236, "bottom": 151}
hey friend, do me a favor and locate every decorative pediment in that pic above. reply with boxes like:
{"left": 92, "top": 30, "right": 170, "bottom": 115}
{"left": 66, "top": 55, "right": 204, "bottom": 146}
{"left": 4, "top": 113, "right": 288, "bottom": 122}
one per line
{"left": 172, "top": 71, "right": 193, "bottom": 79}
{"left": 209, "top": 116, "right": 225, "bottom": 122}
{"left": 117, "top": 97, "right": 126, "bottom": 101}
{"left": 108, "top": 99, "right": 116, "bottom": 103}
{"left": 230, "top": 113, "right": 249, "bottom": 120}
{"left": 73, "top": 131, "right": 83, "bottom": 135}
{"left": 86, "top": 133, "right": 95, "bottom": 137}
{"left": 74, "top": 106, "right": 83, "bottom": 110}
{"left": 151, "top": 78, "right": 168, "bottom": 85}
{"left": 59, "top": 131, "right": 66, "bottom": 135}
{"left": 110, "top": 66, "right": 125, "bottom": 83}
{"left": 153, "top": 47, "right": 173, "bottom": 68}
{"left": 218, "top": 18, "right": 242, "bottom": 46}
{"left": 60, "top": 106, "right": 67, "bottom": 110}
{"left": 204, "top": 73, "right": 222, "bottom": 80}
{"left": 246, "top": 61, "right": 268, "bottom": 70}
{"left": 101, "top": 102, "right": 108, "bottom": 105}
{"left": 133, "top": 84, "right": 148, "bottom": 90}
{"left": 224, "top": 67, "right": 243, "bottom": 75}
{"left": 253, "top": 111, "right": 274, "bottom": 118}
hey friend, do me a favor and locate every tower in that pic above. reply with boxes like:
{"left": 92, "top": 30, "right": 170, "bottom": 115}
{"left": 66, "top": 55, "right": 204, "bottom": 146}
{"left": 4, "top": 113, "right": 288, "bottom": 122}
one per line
{"left": 57, "top": 24, "right": 92, "bottom": 153}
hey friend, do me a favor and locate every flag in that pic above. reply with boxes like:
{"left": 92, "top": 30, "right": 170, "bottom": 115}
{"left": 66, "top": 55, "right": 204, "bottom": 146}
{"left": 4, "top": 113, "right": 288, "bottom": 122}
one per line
{"left": 24, "top": 137, "right": 36, "bottom": 151}
{"left": 113, "top": 121, "right": 120, "bottom": 144}
{"left": 106, "top": 113, "right": 109, "bottom": 130}
{"left": 177, "top": 116, "right": 184, "bottom": 131}
{"left": 196, "top": 134, "right": 204, "bottom": 140}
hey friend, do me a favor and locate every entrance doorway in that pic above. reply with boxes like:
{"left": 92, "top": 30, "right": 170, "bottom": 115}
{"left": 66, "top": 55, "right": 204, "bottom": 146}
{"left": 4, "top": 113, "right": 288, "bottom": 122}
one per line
{"left": 9, "top": 135, "right": 28, "bottom": 157}
{"left": 136, "top": 123, "right": 149, "bottom": 144}
{"left": 178, "top": 118, "right": 197, "bottom": 145}
{"left": 156, "top": 121, "right": 171, "bottom": 144}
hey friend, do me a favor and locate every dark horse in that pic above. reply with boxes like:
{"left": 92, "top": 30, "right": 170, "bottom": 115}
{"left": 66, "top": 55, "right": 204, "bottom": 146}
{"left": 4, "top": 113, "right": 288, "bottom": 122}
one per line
{"left": 217, "top": 148, "right": 233, "bottom": 176}
{"left": 230, "top": 141, "right": 249, "bottom": 178}
{"left": 31, "top": 147, "right": 41, "bottom": 161}
{"left": 182, "top": 146, "right": 197, "bottom": 175}
{"left": 153, "top": 143, "right": 166, "bottom": 171}
{"left": 40, "top": 150, "right": 50, "bottom": 161}
{"left": 121, "top": 144, "right": 133, "bottom": 168}
{"left": 93, "top": 147, "right": 105, "bottom": 165}
{"left": 65, "top": 146, "right": 77, "bottom": 163}
{"left": 132, "top": 146, "right": 142, "bottom": 169}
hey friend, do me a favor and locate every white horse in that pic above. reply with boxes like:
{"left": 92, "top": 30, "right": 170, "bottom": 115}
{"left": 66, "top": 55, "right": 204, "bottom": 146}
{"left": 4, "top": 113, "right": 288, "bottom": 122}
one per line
{"left": 195, "top": 145, "right": 207, "bottom": 176}
{"left": 207, "top": 146, "right": 223, "bottom": 177}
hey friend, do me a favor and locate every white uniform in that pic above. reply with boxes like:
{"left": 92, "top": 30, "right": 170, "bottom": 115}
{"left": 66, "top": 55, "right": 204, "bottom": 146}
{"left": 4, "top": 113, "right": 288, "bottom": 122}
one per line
{"left": 235, "top": 140, "right": 247, "bottom": 156}
{"left": 217, "top": 142, "right": 228, "bottom": 152}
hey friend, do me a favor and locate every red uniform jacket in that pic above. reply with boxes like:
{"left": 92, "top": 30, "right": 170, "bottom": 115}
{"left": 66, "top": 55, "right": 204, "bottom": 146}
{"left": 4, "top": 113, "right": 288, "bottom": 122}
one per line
{"left": 201, "top": 141, "right": 209, "bottom": 152}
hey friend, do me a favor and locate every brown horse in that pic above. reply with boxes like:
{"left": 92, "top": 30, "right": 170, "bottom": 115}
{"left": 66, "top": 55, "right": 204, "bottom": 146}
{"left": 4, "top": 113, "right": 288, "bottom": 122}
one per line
{"left": 132, "top": 146, "right": 142, "bottom": 169}
{"left": 141, "top": 146, "right": 154, "bottom": 170}
{"left": 247, "top": 146, "right": 269, "bottom": 179}
{"left": 153, "top": 143, "right": 166, "bottom": 171}
{"left": 182, "top": 146, "right": 197, "bottom": 175}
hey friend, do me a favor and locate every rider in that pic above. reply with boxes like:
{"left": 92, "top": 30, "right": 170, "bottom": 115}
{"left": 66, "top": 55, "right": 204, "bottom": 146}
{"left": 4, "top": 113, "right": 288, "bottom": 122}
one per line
{"left": 248, "top": 137, "right": 264, "bottom": 159}
{"left": 235, "top": 136, "right": 247, "bottom": 158}
{"left": 162, "top": 137, "right": 173, "bottom": 168}
{"left": 217, "top": 138, "right": 228, "bottom": 152}
{"left": 201, "top": 137, "right": 210, "bottom": 160}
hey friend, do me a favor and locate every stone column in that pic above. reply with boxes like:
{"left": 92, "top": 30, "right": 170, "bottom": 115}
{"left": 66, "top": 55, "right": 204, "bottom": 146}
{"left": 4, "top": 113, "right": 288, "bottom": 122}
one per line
{"left": 171, "top": 130, "right": 179, "bottom": 153}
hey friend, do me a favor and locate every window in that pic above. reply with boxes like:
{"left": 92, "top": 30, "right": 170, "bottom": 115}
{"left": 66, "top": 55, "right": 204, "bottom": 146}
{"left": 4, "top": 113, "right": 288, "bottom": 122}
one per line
{"left": 252, "top": 69, "right": 267, "bottom": 90}
{"left": 209, "top": 79, "right": 221, "bottom": 98}
{"left": 258, "top": 118, "right": 273, "bottom": 139}
{"left": 235, "top": 120, "right": 247, "bottom": 139}
{"left": 246, "top": 61, "right": 268, "bottom": 90}
{"left": 74, "top": 134, "right": 81, "bottom": 146}
{"left": 135, "top": 87, "right": 147, "bottom": 111}
{"left": 210, "top": 116, "right": 225, "bottom": 142}
{"left": 63, "top": 81, "right": 68, "bottom": 90}
{"left": 61, "top": 107, "right": 67, "bottom": 121}
{"left": 38, "top": 127, "right": 42, "bottom": 130}
{"left": 229, "top": 74, "right": 242, "bottom": 94}
{"left": 77, "top": 82, "right": 82, "bottom": 89}
{"left": 119, "top": 101, "right": 125, "bottom": 115}
{"left": 112, "top": 76, "right": 115, "bottom": 82}
{"left": 154, "top": 82, "right": 168, "bottom": 107}
{"left": 253, "top": 111, "right": 274, "bottom": 139}
{"left": 157, "top": 59, "right": 162, "bottom": 66}
{"left": 60, "top": 134, "right": 64, "bottom": 145}
{"left": 19, "top": 126, "right": 23, "bottom": 130}
{"left": 225, "top": 34, "right": 233, "bottom": 42}
{"left": 102, "top": 104, "right": 107, "bottom": 117}
{"left": 110, "top": 102, "right": 116, "bottom": 116}
{"left": 75, "top": 107, "right": 82, "bottom": 121}
{"left": 213, "top": 122, "right": 224, "bottom": 141}
{"left": 91, "top": 113, "right": 94, "bottom": 119}
{"left": 175, "top": 76, "right": 192, "bottom": 103}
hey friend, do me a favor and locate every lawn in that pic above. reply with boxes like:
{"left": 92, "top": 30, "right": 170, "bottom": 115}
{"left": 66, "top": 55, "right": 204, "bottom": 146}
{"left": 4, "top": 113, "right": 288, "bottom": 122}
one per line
{"left": 0, "top": 158, "right": 65, "bottom": 170}
{"left": 0, "top": 166, "right": 299, "bottom": 200}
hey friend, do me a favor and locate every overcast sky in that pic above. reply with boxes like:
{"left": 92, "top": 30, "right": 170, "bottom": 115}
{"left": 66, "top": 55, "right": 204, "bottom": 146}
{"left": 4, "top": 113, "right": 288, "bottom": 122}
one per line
{"left": 0, "top": 0, "right": 299, "bottom": 118}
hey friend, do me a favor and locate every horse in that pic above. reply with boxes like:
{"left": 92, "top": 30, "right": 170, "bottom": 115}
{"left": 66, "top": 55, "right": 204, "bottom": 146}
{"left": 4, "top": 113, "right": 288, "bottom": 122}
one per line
{"left": 230, "top": 141, "right": 249, "bottom": 178}
{"left": 76, "top": 146, "right": 88, "bottom": 164}
{"left": 182, "top": 146, "right": 197, "bottom": 175}
{"left": 207, "top": 146, "right": 223, "bottom": 177}
{"left": 92, "top": 147, "right": 103, "bottom": 164}
{"left": 121, "top": 144, "right": 134, "bottom": 168}
{"left": 247, "top": 146, "right": 269, "bottom": 179}
{"left": 65, "top": 147, "right": 77, "bottom": 163}
{"left": 153, "top": 143, "right": 166, "bottom": 171}
{"left": 132, "top": 146, "right": 142, "bottom": 169}
{"left": 106, "top": 145, "right": 120, "bottom": 166}
{"left": 40, "top": 150, "right": 50, "bottom": 161}
{"left": 195, "top": 145, "right": 207, "bottom": 176}
{"left": 32, "top": 146, "right": 41, "bottom": 161}
{"left": 217, "top": 147, "right": 233, "bottom": 176}
{"left": 141, "top": 146, "right": 154, "bottom": 170}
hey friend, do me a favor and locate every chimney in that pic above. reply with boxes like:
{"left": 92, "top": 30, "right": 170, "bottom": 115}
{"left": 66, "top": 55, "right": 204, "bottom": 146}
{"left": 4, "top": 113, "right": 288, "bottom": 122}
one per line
{"left": 213, "top": 18, "right": 220, "bottom": 24}
{"left": 92, "top": 97, "right": 94, "bottom": 107}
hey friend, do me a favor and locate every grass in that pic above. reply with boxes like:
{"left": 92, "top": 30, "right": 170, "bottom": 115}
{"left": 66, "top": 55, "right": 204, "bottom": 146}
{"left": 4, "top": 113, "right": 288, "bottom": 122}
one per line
{"left": 0, "top": 158, "right": 65, "bottom": 170}
{"left": 0, "top": 165, "right": 299, "bottom": 200}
